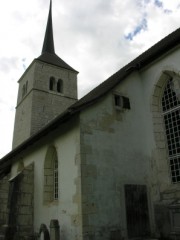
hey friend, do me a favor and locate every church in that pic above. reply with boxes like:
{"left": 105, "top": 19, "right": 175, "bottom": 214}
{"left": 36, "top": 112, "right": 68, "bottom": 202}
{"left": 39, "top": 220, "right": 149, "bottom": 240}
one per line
{"left": 0, "top": 1, "right": 180, "bottom": 240}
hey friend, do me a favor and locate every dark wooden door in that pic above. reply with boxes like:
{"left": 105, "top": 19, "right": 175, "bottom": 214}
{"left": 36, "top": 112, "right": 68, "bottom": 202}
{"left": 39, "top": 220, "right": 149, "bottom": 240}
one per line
{"left": 125, "top": 184, "right": 150, "bottom": 238}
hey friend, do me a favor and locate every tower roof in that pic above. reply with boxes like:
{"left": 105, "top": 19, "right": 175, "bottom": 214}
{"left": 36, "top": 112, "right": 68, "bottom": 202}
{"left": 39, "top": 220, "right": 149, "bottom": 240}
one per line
{"left": 1, "top": 27, "right": 180, "bottom": 178}
{"left": 41, "top": 0, "right": 55, "bottom": 54}
{"left": 37, "top": 0, "right": 78, "bottom": 73}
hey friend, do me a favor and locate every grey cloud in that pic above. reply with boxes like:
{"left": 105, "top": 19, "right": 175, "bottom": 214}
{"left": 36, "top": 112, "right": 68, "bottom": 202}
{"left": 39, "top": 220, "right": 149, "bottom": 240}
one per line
{"left": 0, "top": 57, "right": 19, "bottom": 73}
{"left": 52, "top": 0, "right": 144, "bottom": 97}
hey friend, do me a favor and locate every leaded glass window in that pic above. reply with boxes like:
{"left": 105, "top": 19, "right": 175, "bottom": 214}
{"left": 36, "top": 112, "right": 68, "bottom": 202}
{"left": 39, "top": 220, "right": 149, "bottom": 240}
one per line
{"left": 162, "top": 78, "right": 180, "bottom": 183}
{"left": 54, "top": 158, "right": 58, "bottom": 200}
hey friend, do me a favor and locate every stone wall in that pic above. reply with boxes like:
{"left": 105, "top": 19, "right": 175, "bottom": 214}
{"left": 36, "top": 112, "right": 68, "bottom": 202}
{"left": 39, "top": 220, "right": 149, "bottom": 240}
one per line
{"left": 0, "top": 175, "right": 9, "bottom": 226}
{"left": 13, "top": 60, "right": 78, "bottom": 149}
{"left": 8, "top": 163, "right": 34, "bottom": 240}
{"left": 80, "top": 72, "right": 151, "bottom": 240}
{"left": 17, "top": 163, "right": 34, "bottom": 239}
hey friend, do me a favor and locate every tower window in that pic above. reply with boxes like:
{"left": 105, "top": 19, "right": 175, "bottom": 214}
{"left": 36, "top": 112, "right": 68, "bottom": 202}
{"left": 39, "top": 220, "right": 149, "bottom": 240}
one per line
{"left": 57, "top": 79, "right": 63, "bottom": 93}
{"left": 25, "top": 81, "right": 28, "bottom": 93}
{"left": 49, "top": 77, "right": 55, "bottom": 91}
{"left": 22, "top": 81, "right": 28, "bottom": 99}
{"left": 22, "top": 85, "right": 26, "bottom": 98}
{"left": 162, "top": 78, "right": 180, "bottom": 183}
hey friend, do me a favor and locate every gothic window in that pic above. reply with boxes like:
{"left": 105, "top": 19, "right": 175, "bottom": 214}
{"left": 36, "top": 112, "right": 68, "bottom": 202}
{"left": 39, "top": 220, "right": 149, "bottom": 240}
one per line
{"left": 49, "top": 77, "right": 55, "bottom": 91}
{"left": 44, "top": 146, "right": 59, "bottom": 203}
{"left": 162, "top": 78, "right": 180, "bottom": 183}
{"left": 57, "top": 79, "right": 63, "bottom": 93}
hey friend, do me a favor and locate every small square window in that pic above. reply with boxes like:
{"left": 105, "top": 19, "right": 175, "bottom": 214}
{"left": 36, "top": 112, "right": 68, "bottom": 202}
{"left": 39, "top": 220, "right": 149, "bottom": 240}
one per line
{"left": 113, "top": 94, "right": 130, "bottom": 110}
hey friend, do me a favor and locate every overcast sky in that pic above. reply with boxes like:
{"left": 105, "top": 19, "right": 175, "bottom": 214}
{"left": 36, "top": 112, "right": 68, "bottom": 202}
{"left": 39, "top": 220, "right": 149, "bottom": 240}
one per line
{"left": 0, "top": 0, "right": 180, "bottom": 158}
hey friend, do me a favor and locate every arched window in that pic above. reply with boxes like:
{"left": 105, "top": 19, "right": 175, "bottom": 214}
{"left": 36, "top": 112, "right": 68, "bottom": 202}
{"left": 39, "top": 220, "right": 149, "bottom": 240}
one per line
{"left": 44, "top": 146, "right": 59, "bottom": 203}
{"left": 57, "top": 79, "right": 63, "bottom": 93}
{"left": 49, "top": 77, "right": 55, "bottom": 91}
{"left": 162, "top": 78, "right": 180, "bottom": 183}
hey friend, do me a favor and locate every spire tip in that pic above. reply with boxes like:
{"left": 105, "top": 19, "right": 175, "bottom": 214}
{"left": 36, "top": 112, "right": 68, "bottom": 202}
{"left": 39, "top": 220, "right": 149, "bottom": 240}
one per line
{"left": 41, "top": 0, "right": 55, "bottom": 54}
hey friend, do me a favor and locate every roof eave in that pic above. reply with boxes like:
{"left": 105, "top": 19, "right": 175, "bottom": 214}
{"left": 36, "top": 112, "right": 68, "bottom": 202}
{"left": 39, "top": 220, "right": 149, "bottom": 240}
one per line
{"left": 1, "top": 28, "right": 180, "bottom": 178}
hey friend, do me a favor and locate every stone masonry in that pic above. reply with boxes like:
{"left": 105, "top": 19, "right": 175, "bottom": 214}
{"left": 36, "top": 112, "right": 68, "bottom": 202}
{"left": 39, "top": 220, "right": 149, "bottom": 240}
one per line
{"left": 13, "top": 61, "right": 78, "bottom": 149}
{"left": 0, "top": 175, "right": 9, "bottom": 226}
{"left": 7, "top": 163, "right": 34, "bottom": 240}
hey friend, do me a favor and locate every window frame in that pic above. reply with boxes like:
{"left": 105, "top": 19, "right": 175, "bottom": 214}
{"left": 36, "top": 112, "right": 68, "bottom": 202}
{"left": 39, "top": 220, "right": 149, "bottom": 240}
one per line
{"left": 162, "top": 78, "right": 180, "bottom": 184}
{"left": 54, "top": 158, "right": 58, "bottom": 200}
{"left": 57, "top": 79, "right": 63, "bottom": 93}
{"left": 113, "top": 93, "right": 130, "bottom": 110}
{"left": 44, "top": 146, "right": 59, "bottom": 204}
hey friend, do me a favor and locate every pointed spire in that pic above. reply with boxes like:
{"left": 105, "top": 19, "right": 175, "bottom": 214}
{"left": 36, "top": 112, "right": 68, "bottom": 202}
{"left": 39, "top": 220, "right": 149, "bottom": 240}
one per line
{"left": 37, "top": 0, "right": 78, "bottom": 73}
{"left": 42, "top": 0, "right": 55, "bottom": 54}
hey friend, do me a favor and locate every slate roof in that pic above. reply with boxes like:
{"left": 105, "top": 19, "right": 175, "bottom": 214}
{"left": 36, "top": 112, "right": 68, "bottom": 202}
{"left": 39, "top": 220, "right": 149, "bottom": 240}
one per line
{"left": 36, "top": 53, "right": 78, "bottom": 73}
{"left": 0, "top": 27, "right": 180, "bottom": 178}
{"left": 36, "top": 0, "right": 78, "bottom": 73}
{"left": 41, "top": 0, "right": 55, "bottom": 55}
{"left": 71, "top": 27, "right": 180, "bottom": 110}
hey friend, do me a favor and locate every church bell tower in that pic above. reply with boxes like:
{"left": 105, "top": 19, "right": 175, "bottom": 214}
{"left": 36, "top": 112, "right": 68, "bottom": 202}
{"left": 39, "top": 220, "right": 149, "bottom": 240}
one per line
{"left": 12, "top": 0, "right": 78, "bottom": 148}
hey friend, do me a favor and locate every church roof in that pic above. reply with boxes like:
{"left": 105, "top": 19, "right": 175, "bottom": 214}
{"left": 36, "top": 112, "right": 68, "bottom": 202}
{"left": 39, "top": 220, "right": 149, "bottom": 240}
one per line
{"left": 71, "top": 27, "right": 180, "bottom": 110}
{"left": 41, "top": 0, "right": 55, "bottom": 55}
{"left": 36, "top": 0, "right": 78, "bottom": 73}
{"left": 0, "top": 27, "right": 180, "bottom": 178}
{"left": 36, "top": 53, "right": 78, "bottom": 73}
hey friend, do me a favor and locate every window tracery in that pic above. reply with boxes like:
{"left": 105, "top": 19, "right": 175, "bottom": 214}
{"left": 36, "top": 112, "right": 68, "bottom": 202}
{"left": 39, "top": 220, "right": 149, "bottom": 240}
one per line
{"left": 44, "top": 146, "right": 59, "bottom": 203}
{"left": 162, "top": 78, "right": 180, "bottom": 183}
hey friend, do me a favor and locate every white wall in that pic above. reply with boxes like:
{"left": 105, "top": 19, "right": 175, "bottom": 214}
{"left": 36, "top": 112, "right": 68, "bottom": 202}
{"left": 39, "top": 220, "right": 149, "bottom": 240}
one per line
{"left": 11, "top": 117, "right": 82, "bottom": 240}
{"left": 80, "top": 47, "right": 180, "bottom": 239}
{"left": 9, "top": 46, "right": 180, "bottom": 240}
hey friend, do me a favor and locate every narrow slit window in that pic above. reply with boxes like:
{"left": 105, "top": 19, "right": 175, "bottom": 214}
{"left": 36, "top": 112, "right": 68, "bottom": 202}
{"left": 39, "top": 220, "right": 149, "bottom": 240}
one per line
{"left": 22, "top": 85, "right": 26, "bottom": 98}
{"left": 25, "top": 81, "right": 28, "bottom": 94}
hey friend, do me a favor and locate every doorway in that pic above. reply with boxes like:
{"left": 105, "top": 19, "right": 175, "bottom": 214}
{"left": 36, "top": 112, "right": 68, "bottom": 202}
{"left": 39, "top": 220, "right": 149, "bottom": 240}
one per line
{"left": 125, "top": 184, "right": 150, "bottom": 238}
